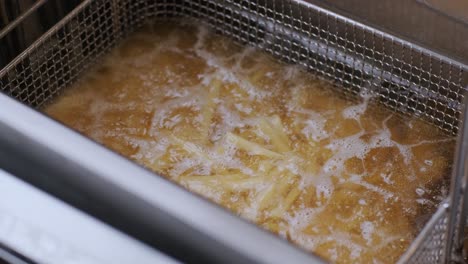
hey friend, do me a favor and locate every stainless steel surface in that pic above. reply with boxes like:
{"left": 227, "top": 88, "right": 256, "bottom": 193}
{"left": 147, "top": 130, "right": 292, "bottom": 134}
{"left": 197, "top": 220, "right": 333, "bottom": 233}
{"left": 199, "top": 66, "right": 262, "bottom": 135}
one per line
{"left": 304, "top": 0, "right": 468, "bottom": 65}
{"left": 446, "top": 93, "right": 468, "bottom": 263}
{"left": 418, "top": 0, "right": 468, "bottom": 24}
{"left": 0, "top": 247, "right": 33, "bottom": 264}
{"left": 0, "top": 169, "right": 179, "bottom": 264}
{"left": 0, "top": 0, "right": 466, "bottom": 263}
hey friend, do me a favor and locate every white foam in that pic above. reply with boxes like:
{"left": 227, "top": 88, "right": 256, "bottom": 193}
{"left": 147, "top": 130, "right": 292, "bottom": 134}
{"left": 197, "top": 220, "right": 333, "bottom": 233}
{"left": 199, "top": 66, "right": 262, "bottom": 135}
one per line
{"left": 302, "top": 116, "right": 329, "bottom": 142}
{"left": 361, "top": 221, "right": 374, "bottom": 245}
{"left": 415, "top": 188, "right": 425, "bottom": 196}
{"left": 342, "top": 102, "right": 366, "bottom": 120}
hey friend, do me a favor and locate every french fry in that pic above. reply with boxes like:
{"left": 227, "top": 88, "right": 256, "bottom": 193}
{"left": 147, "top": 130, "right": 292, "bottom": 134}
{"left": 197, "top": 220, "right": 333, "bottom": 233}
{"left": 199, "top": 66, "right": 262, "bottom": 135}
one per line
{"left": 148, "top": 158, "right": 168, "bottom": 174}
{"left": 223, "top": 176, "right": 269, "bottom": 191}
{"left": 258, "top": 117, "right": 291, "bottom": 152}
{"left": 257, "top": 160, "right": 274, "bottom": 174}
{"left": 179, "top": 173, "right": 247, "bottom": 183}
{"left": 284, "top": 186, "right": 301, "bottom": 209}
{"left": 169, "top": 135, "right": 211, "bottom": 161}
{"left": 226, "top": 132, "right": 283, "bottom": 158}
{"left": 200, "top": 78, "right": 222, "bottom": 142}
{"left": 262, "top": 220, "right": 280, "bottom": 233}
{"left": 269, "top": 115, "right": 291, "bottom": 146}
{"left": 257, "top": 183, "right": 277, "bottom": 211}
{"left": 271, "top": 186, "right": 301, "bottom": 217}
{"left": 275, "top": 173, "right": 295, "bottom": 196}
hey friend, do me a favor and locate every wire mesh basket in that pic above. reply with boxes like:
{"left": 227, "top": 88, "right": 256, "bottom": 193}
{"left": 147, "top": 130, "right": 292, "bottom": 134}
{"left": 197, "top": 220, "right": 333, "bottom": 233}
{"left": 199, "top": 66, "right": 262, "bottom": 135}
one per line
{"left": 0, "top": 0, "right": 467, "bottom": 263}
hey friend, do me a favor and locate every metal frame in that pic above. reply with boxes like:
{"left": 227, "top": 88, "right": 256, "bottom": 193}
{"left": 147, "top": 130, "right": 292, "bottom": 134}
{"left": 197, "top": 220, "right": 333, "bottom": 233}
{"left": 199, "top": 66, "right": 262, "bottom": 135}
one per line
{"left": 0, "top": 169, "right": 179, "bottom": 264}
{"left": 0, "top": 242, "right": 36, "bottom": 264}
{"left": 0, "top": 0, "right": 466, "bottom": 263}
{"left": 445, "top": 94, "right": 468, "bottom": 263}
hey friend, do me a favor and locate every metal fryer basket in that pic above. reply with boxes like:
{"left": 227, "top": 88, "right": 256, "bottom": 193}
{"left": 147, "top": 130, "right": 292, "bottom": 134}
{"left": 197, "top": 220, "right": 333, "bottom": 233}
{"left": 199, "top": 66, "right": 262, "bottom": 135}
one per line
{"left": 0, "top": 0, "right": 467, "bottom": 263}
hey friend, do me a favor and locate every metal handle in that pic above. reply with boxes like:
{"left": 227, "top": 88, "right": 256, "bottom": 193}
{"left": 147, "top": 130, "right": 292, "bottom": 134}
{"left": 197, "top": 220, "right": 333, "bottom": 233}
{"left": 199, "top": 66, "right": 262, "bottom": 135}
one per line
{"left": 446, "top": 90, "right": 468, "bottom": 263}
{"left": 0, "top": 0, "right": 48, "bottom": 40}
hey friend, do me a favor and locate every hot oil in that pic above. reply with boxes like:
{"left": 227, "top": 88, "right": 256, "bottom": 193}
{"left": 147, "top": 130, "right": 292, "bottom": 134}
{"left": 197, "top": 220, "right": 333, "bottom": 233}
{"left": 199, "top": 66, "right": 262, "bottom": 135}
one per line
{"left": 44, "top": 22, "right": 455, "bottom": 264}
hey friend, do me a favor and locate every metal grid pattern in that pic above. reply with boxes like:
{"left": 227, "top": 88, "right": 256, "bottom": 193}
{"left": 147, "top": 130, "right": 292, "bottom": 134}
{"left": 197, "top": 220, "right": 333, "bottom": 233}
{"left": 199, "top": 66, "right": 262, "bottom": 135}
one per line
{"left": 398, "top": 204, "right": 449, "bottom": 264}
{"left": 0, "top": 0, "right": 118, "bottom": 108}
{"left": 409, "top": 215, "right": 447, "bottom": 264}
{"left": 0, "top": 0, "right": 467, "bottom": 263}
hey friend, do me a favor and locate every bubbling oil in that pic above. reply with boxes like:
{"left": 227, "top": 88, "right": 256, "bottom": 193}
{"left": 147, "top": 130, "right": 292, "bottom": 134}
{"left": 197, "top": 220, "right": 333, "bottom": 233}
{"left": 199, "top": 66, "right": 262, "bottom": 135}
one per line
{"left": 44, "top": 22, "right": 455, "bottom": 264}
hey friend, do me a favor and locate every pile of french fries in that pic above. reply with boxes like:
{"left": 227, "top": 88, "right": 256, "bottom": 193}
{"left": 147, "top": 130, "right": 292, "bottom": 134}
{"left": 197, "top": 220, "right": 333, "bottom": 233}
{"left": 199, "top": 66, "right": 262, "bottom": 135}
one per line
{"left": 45, "top": 23, "right": 455, "bottom": 264}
